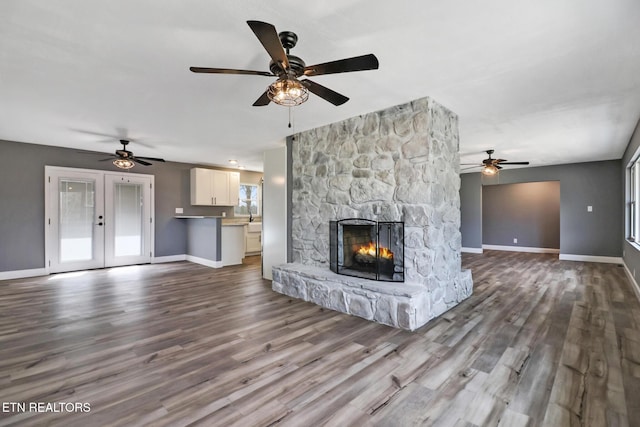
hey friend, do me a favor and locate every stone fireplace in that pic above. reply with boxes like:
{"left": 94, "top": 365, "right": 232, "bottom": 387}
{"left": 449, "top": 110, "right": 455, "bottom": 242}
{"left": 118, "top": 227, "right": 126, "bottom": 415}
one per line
{"left": 330, "top": 219, "right": 404, "bottom": 282}
{"left": 272, "top": 96, "right": 473, "bottom": 330}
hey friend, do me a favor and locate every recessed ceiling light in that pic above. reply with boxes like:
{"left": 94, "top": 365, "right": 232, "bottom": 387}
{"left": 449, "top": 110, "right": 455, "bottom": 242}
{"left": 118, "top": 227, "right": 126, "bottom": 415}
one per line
{"left": 228, "top": 159, "right": 238, "bottom": 165}
{"left": 238, "top": 165, "right": 245, "bottom": 170}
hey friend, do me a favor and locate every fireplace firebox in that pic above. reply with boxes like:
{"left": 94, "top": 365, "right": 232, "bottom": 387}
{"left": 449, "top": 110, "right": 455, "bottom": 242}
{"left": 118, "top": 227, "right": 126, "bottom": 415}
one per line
{"left": 330, "top": 219, "right": 404, "bottom": 282}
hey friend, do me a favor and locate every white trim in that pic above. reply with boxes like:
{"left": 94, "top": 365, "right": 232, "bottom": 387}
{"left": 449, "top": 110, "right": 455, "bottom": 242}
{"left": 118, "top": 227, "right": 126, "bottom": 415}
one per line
{"left": 482, "top": 245, "right": 560, "bottom": 254}
{"left": 152, "top": 255, "right": 187, "bottom": 264}
{"left": 45, "top": 166, "right": 156, "bottom": 274}
{"left": 185, "top": 255, "right": 223, "bottom": 269}
{"left": 104, "top": 174, "right": 154, "bottom": 267}
{"left": 0, "top": 254, "right": 219, "bottom": 280}
{"left": 558, "top": 254, "right": 624, "bottom": 264}
{"left": 0, "top": 268, "right": 48, "bottom": 281}
{"left": 623, "top": 262, "right": 640, "bottom": 303}
{"left": 461, "top": 247, "right": 483, "bottom": 254}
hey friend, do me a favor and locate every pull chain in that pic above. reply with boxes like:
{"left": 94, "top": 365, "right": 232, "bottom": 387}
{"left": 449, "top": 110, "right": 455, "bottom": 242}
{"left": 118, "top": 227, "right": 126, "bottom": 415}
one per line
{"left": 288, "top": 106, "right": 297, "bottom": 141}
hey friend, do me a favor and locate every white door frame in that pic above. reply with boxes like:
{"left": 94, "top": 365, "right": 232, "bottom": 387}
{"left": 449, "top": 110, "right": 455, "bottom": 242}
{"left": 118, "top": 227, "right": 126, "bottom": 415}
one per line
{"left": 104, "top": 173, "right": 154, "bottom": 267}
{"left": 45, "top": 167, "right": 105, "bottom": 273}
{"left": 45, "top": 166, "right": 155, "bottom": 274}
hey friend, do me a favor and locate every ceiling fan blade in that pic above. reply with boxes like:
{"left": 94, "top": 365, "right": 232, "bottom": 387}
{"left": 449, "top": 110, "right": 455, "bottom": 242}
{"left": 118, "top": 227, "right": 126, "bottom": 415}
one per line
{"left": 300, "top": 79, "right": 349, "bottom": 106}
{"left": 499, "top": 162, "right": 530, "bottom": 165}
{"left": 189, "top": 67, "right": 273, "bottom": 76}
{"left": 304, "top": 54, "right": 379, "bottom": 76}
{"left": 135, "top": 156, "right": 165, "bottom": 162}
{"left": 133, "top": 158, "right": 152, "bottom": 166}
{"left": 247, "top": 20, "right": 289, "bottom": 73}
{"left": 495, "top": 159, "right": 508, "bottom": 163}
{"left": 253, "top": 91, "right": 271, "bottom": 106}
{"left": 76, "top": 148, "right": 106, "bottom": 155}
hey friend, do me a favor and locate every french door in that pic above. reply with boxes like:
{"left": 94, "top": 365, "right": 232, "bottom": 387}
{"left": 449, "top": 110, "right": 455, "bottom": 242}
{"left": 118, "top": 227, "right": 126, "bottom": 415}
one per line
{"left": 45, "top": 166, "right": 154, "bottom": 273}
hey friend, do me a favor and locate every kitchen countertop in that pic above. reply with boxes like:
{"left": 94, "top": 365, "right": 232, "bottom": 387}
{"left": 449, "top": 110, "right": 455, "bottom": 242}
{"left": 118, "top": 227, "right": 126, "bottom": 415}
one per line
{"left": 175, "top": 216, "right": 261, "bottom": 229}
{"left": 222, "top": 219, "right": 261, "bottom": 226}
{"left": 174, "top": 215, "right": 223, "bottom": 219}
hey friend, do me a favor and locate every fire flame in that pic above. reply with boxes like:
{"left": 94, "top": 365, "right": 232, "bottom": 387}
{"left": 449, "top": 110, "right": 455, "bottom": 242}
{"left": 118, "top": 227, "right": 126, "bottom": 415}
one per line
{"left": 356, "top": 242, "right": 394, "bottom": 260}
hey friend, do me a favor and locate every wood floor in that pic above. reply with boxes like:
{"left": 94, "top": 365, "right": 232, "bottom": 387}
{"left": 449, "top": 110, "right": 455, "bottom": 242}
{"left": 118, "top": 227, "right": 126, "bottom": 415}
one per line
{"left": 0, "top": 251, "right": 639, "bottom": 426}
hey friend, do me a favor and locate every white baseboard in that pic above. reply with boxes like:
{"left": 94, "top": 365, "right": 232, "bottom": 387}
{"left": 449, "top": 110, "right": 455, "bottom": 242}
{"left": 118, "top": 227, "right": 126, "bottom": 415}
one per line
{"left": 152, "top": 255, "right": 187, "bottom": 264}
{"left": 461, "top": 247, "right": 483, "bottom": 254}
{"left": 623, "top": 263, "right": 640, "bottom": 303}
{"left": 186, "top": 255, "right": 223, "bottom": 269}
{"left": 0, "top": 254, "right": 222, "bottom": 280}
{"left": 0, "top": 268, "right": 48, "bottom": 281}
{"left": 482, "top": 245, "right": 560, "bottom": 254}
{"left": 558, "top": 254, "right": 623, "bottom": 264}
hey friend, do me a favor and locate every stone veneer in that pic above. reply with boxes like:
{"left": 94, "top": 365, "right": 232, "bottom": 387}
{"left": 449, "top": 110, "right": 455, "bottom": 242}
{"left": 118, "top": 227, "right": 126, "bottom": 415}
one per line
{"left": 273, "top": 96, "right": 473, "bottom": 330}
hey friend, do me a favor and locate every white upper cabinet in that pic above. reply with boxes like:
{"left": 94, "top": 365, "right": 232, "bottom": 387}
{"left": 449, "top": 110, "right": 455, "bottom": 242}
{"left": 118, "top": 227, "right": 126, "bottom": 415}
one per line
{"left": 190, "top": 168, "right": 240, "bottom": 206}
{"left": 190, "top": 168, "right": 213, "bottom": 205}
{"left": 228, "top": 172, "right": 240, "bottom": 207}
{"left": 211, "top": 169, "right": 230, "bottom": 205}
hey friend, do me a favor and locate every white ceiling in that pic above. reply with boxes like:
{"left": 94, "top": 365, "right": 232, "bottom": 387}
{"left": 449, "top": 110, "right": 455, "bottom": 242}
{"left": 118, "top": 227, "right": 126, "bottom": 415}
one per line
{"left": 1, "top": 1, "right": 639, "bottom": 172}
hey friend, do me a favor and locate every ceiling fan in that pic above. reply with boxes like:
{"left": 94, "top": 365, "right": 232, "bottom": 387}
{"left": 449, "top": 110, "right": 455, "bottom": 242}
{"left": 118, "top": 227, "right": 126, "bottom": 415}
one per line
{"left": 189, "top": 20, "right": 379, "bottom": 107}
{"left": 461, "top": 149, "right": 530, "bottom": 175}
{"left": 103, "top": 140, "right": 165, "bottom": 170}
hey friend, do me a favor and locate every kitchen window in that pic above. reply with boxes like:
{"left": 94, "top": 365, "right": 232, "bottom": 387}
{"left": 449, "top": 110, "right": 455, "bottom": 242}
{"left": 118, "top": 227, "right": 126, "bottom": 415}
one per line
{"left": 234, "top": 183, "right": 259, "bottom": 217}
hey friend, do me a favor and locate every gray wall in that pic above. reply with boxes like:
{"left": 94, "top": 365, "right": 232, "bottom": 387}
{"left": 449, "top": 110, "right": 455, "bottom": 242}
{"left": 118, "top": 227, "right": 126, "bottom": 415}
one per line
{"left": 460, "top": 173, "right": 482, "bottom": 248}
{"left": 0, "top": 139, "right": 261, "bottom": 272}
{"left": 482, "top": 181, "right": 560, "bottom": 249}
{"left": 622, "top": 118, "right": 640, "bottom": 278}
{"left": 186, "top": 218, "right": 221, "bottom": 261}
{"left": 459, "top": 160, "right": 622, "bottom": 257}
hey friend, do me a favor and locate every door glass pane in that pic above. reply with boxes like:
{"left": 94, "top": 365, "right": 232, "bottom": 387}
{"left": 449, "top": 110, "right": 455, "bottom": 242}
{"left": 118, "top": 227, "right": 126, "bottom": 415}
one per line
{"left": 59, "top": 179, "right": 95, "bottom": 262}
{"left": 114, "top": 183, "right": 144, "bottom": 257}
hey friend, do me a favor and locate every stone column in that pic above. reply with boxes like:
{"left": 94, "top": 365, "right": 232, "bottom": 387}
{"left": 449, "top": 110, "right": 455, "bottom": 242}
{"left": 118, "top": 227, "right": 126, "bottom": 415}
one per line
{"left": 286, "top": 95, "right": 473, "bottom": 326}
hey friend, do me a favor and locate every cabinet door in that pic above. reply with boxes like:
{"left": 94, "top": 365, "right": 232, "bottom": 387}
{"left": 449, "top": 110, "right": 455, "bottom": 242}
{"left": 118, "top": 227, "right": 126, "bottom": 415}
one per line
{"left": 211, "top": 170, "right": 230, "bottom": 205}
{"left": 222, "top": 226, "right": 245, "bottom": 266}
{"left": 246, "top": 232, "right": 261, "bottom": 253}
{"left": 228, "top": 172, "right": 240, "bottom": 206}
{"left": 190, "top": 168, "right": 214, "bottom": 205}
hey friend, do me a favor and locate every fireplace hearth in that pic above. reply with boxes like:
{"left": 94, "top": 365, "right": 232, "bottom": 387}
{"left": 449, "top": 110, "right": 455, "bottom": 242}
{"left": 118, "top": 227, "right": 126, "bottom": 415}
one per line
{"left": 330, "top": 219, "right": 404, "bottom": 282}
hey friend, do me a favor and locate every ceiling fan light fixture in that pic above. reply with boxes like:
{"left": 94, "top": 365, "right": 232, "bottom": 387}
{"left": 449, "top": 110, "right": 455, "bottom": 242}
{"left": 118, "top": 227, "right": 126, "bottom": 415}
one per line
{"left": 267, "top": 77, "right": 309, "bottom": 106}
{"left": 482, "top": 164, "right": 499, "bottom": 176}
{"left": 113, "top": 158, "right": 135, "bottom": 169}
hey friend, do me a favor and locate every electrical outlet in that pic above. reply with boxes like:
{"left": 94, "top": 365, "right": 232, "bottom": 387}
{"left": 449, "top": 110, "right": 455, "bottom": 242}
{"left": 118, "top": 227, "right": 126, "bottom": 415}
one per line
{"left": 175, "top": 208, "right": 183, "bottom": 214}
{"left": 587, "top": 205, "right": 593, "bottom": 212}
{"left": 513, "top": 238, "right": 518, "bottom": 244}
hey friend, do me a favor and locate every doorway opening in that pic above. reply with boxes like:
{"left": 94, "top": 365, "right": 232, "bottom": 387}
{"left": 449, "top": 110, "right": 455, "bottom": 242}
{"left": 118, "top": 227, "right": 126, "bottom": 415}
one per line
{"left": 482, "top": 181, "right": 560, "bottom": 254}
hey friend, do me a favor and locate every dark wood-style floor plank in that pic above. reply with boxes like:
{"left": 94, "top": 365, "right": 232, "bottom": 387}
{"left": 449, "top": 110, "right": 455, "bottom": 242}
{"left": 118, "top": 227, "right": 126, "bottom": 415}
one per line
{"left": 0, "top": 252, "right": 639, "bottom": 426}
